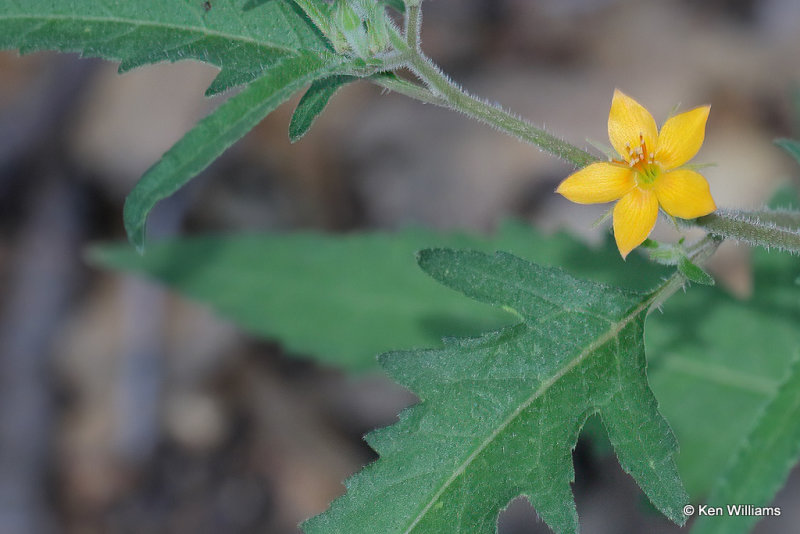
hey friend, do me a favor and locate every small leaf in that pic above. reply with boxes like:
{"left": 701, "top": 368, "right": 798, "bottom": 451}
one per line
{"left": 123, "top": 53, "right": 350, "bottom": 250}
{"left": 303, "top": 250, "right": 688, "bottom": 533}
{"left": 290, "top": 75, "right": 356, "bottom": 142}
{"left": 775, "top": 138, "right": 800, "bottom": 167}
{"left": 690, "top": 353, "right": 800, "bottom": 534}
{"left": 678, "top": 257, "right": 715, "bottom": 286}
{"left": 381, "top": 0, "right": 406, "bottom": 13}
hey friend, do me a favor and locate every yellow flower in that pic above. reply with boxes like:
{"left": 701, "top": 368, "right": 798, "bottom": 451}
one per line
{"left": 556, "top": 89, "right": 716, "bottom": 258}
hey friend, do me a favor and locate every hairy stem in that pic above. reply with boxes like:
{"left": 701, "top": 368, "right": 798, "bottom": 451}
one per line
{"left": 405, "top": 3, "right": 420, "bottom": 52}
{"left": 387, "top": 6, "right": 596, "bottom": 168}
{"left": 371, "top": 74, "right": 445, "bottom": 106}
{"left": 406, "top": 53, "right": 597, "bottom": 167}
{"left": 692, "top": 209, "right": 800, "bottom": 255}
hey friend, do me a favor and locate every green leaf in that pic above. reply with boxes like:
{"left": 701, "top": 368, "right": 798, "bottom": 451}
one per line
{"left": 88, "top": 222, "right": 667, "bottom": 371}
{"left": 0, "top": 1, "right": 382, "bottom": 248}
{"left": 290, "top": 75, "right": 356, "bottom": 142}
{"left": 689, "top": 352, "right": 800, "bottom": 534}
{"left": 649, "top": 188, "right": 800, "bottom": 500}
{"left": 648, "top": 265, "right": 800, "bottom": 500}
{"left": 678, "top": 257, "right": 715, "bottom": 286}
{"left": 0, "top": 0, "right": 332, "bottom": 95}
{"left": 302, "top": 249, "right": 688, "bottom": 533}
{"left": 123, "top": 53, "right": 350, "bottom": 250}
{"left": 775, "top": 138, "right": 800, "bottom": 167}
{"left": 90, "top": 215, "right": 800, "bottom": 515}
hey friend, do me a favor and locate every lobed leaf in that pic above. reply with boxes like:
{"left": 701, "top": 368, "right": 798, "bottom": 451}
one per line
{"left": 303, "top": 249, "right": 688, "bottom": 533}
{"left": 91, "top": 211, "right": 800, "bottom": 527}
{"left": 0, "top": 0, "right": 333, "bottom": 96}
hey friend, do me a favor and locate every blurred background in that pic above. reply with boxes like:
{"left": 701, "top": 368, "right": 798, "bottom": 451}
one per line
{"left": 1, "top": 0, "right": 800, "bottom": 532}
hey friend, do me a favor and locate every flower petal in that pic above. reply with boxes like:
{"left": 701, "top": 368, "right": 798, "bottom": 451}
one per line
{"left": 556, "top": 162, "right": 635, "bottom": 204}
{"left": 608, "top": 89, "right": 658, "bottom": 163}
{"left": 613, "top": 188, "right": 658, "bottom": 259}
{"left": 654, "top": 169, "right": 716, "bottom": 219}
{"left": 655, "top": 106, "right": 710, "bottom": 169}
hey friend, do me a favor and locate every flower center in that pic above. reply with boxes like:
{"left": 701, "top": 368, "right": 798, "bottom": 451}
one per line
{"left": 615, "top": 133, "right": 661, "bottom": 187}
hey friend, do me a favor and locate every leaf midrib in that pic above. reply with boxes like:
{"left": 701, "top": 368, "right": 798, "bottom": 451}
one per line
{"left": 401, "top": 296, "right": 652, "bottom": 533}
{"left": 0, "top": 12, "right": 316, "bottom": 56}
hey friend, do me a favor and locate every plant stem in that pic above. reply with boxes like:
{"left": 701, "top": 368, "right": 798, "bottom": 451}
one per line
{"left": 692, "top": 209, "right": 800, "bottom": 255}
{"left": 371, "top": 74, "right": 445, "bottom": 106}
{"left": 405, "top": 3, "right": 420, "bottom": 52}
{"left": 406, "top": 53, "right": 597, "bottom": 167}
{"left": 386, "top": 3, "right": 596, "bottom": 167}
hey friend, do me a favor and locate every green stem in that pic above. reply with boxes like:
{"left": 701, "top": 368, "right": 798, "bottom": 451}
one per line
{"left": 723, "top": 208, "right": 800, "bottom": 231}
{"left": 692, "top": 209, "right": 800, "bottom": 255}
{"left": 405, "top": 3, "right": 420, "bottom": 52}
{"left": 374, "top": 2, "right": 596, "bottom": 167}
{"left": 370, "top": 74, "right": 445, "bottom": 106}
{"left": 406, "top": 53, "right": 596, "bottom": 167}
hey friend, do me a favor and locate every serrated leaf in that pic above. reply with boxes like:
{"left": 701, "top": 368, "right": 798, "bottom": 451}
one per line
{"left": 290, "top": 75, "right": 356, "bottom": 142}
{"left": 91, "top": 213, "right": 800, "bottom": 524}
{"left": 689, "top": 352, "right": 800, "bottom": 534}
{"left": 123, "top": 53, "right": 351, "bottom": 250}
{"left": 303, "top": 249, "right": 688, "bottom": 534}
{"left": 678, "top": 257, "right": 715, "bottom": 286}
{"left": 0, "top": 1, "right": 379, "bottom": 248}
{"left": 88, "top": 223, "right": 668, "bottom": 371}
{"left": 0, "top": 0, "right": 333, "bottom": 95}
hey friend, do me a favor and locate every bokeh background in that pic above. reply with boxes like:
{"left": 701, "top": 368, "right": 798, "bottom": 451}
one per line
{"left": 1, "top": 0, "right": 800, "bottom": 532}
